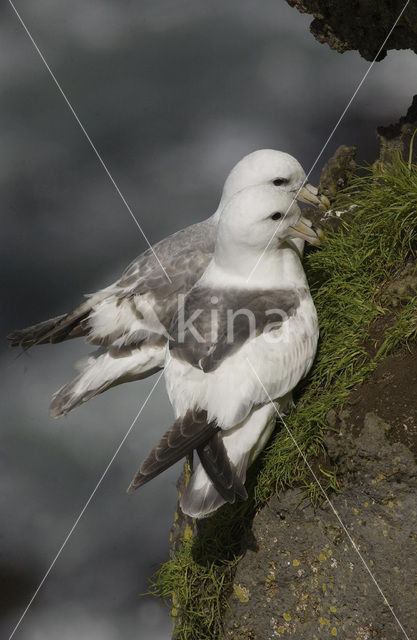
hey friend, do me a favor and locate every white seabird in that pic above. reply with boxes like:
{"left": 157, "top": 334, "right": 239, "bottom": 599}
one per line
{"left": 128, "top": 184, "right": 321, "bottom": 518}
{"left": 8, "top": 149, "right": 323, "bottom": 418}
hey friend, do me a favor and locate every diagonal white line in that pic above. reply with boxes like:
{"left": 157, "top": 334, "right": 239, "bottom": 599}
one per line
{"left": 245, "top": 357, "right": 411, "bottom": 640}
{"left": 8, "top": 0, "right": 172, "bottom": 284}
{"left": 246, "top": 0, "right": 411, "bottom": 283}
{"left": 7, "top": 368, "right": 165, "bottom": 640}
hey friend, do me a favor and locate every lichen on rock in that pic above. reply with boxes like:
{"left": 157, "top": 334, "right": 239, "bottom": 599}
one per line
{"left": 220, "top": 410, "right": 417, "bottom": 638}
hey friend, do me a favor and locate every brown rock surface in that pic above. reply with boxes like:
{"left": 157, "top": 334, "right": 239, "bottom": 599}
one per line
{"left": 220, "top": 357, "right": 417, "bottom": 639}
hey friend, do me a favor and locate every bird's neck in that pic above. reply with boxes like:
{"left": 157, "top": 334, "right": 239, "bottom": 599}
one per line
{"left": 210, "top": 203, "right": 223, "bottom": 223}
{"left": 202, "top": 241, "right": 308, "bottom": 290}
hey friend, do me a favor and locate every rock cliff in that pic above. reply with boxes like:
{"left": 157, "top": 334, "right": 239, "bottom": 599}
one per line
{"left": 284, "top": 0, "right": 417, "bottom": 61}
{"left": 156, "top": 101, "right": 417, "bottom": 640}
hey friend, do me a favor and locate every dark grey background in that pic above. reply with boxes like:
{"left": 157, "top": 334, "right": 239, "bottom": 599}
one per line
{"left": 1, "top": 1, "right": 415, "bottom": 638}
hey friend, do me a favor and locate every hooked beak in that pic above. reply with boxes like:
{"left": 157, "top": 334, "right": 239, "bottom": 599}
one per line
{"left": 296, "top": 183, "right": 330, "bottom": 210}
{"left": 288, "top": 215, "right": 324, "bottom": 247}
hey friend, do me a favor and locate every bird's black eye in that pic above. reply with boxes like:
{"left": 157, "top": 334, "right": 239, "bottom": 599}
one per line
{"left": 273, "top": 177, "right": 288, "bottom": 186}
{"left": 271, "top": 212, "right": 282, "bottom": 220}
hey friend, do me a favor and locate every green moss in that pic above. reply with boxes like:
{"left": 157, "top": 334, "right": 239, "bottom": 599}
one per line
{"left": 150, "top": 154, "right": 417, "bottom": 639}
{"left": 149, "top": 538, "right": 239, "bottom": 639}
{"left": 149, "top": 499, "right": 255, "bottom": 640}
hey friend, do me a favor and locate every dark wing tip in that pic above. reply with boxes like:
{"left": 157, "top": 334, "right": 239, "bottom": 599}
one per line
{"left": 197, "top": 433, "right": 249, "bottom": 505}
{"left": 126, "top": 482, "right": 137, "bottom": 494}
{"left": 234, "top": 481, "right": 248, "bottom": 502}
{"left": 7, "top": 331, "right": 25, "bottom": 347}
{"left": 126, "top": 472, "right": 147, "bottom": 493}
{"left": 127, "top": 410, "right": 218, "bottom": 496}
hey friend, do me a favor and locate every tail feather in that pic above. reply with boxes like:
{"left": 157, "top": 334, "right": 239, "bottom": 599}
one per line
{"left": 180, "top": 449, "right": 250, "bottom": 519}
{"left": 180, "top": 471, "right": 232, "bottom": 519}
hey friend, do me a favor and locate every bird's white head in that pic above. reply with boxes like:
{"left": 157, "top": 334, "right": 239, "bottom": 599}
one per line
{"left": 211, "top": 184, "right": 322, "bottom": 283}
{"left": 218, "top": 184, "right": 321, "bottom": 251}
{"left": 216, "top": 149, "right": 321, "bottom": 213}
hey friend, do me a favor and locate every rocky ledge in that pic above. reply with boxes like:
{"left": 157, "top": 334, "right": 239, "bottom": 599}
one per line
{"left": 220, "top": 350, "right": 417, "bottom": 638}
{"left": 285, "top": 0, "right": 417, "bottom": 61}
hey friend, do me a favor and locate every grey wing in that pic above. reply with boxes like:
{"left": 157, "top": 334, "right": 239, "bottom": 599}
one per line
{"left": 116, "top": 221, "right": 214, "bottom": 331}
{"left": 170, "top": 287, "right": 302, "bottom": 372}
{"left": 7, "top": 219, "right": 215, "bottom": 352}
{"left": 87, "top": 219, "right": 216, "bottom": 349}
{"left": 46, "top": 219, "right": 216, "bottom": 418}
{"left": 127, "top": 409, "right": 218, "bottom": 491}
{"left": 117, "top": 218, "right": 215, "bottom": 295}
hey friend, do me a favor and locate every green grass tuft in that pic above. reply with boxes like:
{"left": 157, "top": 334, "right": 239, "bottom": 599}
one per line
{"left": 149, "top": 537, "right": 239, "bottom": 640}
{"left": 150, "top": 153, "right": 417, "bottom": 639}
{"left": 256, "top": 153, "right": 417, "bottom": 502}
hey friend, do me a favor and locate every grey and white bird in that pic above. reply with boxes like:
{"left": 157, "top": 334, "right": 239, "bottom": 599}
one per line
{"left": 128, "top": 184, "right": 321, "bottom": 518}
{"left": 8, "top": 149, "right": 323, "bottom": 418}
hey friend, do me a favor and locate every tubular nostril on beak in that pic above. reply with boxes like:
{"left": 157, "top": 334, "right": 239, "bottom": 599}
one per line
{"left": 296, "top": 183, "right": 321, "bottom": 207}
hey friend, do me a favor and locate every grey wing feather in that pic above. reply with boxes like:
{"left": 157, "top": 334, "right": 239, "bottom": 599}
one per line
{"left": 7, "top": 313, "right": 68, "bottom": 348}
{"left": 107, "top": 220, "right": 216, "bottom": 340}
{"left": 127, "top": 410, "right": 218, "bottom": 492}
{"left": 197, "top": 433, "right": 248, "bottom": 503}
{"left": 7, "top": 302, "right": 91, "bottom": 350}
{"left": 50, "top": 370, "right": 113, "bottom": 419}
{"left": 8, "top": 218, "right": 215, "bottom": 351}
{"left": 118, "top": 219, "right": 215, "bottom": 296}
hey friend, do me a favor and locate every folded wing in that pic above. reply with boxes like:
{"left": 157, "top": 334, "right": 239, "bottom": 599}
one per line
{"left": 127, "top": 409, "right": 247, "bottom": 509}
